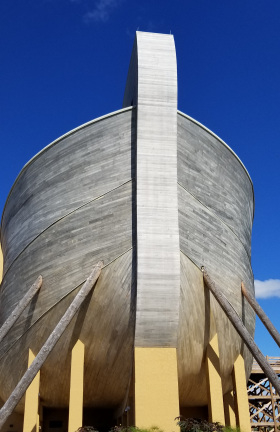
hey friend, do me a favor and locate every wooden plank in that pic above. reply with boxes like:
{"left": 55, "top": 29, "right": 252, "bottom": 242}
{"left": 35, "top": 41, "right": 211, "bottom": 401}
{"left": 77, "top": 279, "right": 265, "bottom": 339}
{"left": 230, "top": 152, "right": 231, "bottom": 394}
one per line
{"left": 124, "top": 31, "right": 180, "bottom": 347}
{"left": 177, "top": 112, "right": 254, "bottom": 255}
{"left": 203, "top": 269, "right": 280, "bottom": 396}
{"left": 242, "top": 282, "right": 280, "bottom": 349}
{"left": 1, "top": 108, "right": 136, "bottom": 275}
{"left": 0, "top": 276, "right": 42, "bottom": 344}
{"left": 177, "top": 252, "right": 216, "bottom": 406}
{"left": 0, "top": 262, "right": 102, "bottom": 429}
{"left": 178, "top": 182, "right": 255, "bottom": 396}
{"left": 0, "top": 181, "right": 133, "bottom": 356}
{"left": 0, "top": 249, "right": 135, "bottom": 410}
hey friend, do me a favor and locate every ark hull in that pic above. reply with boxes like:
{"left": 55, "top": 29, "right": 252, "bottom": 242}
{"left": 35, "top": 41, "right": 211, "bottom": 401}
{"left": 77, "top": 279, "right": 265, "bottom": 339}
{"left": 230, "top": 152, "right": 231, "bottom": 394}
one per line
{"left": 0, "top": 108, "right": 254, "bottom": 410}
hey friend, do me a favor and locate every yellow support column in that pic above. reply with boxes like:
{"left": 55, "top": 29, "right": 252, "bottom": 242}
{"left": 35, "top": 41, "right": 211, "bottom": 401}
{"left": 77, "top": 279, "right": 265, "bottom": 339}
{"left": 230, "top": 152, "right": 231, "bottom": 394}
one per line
{"left": 232, "top": 354, "right": 251, "bottom": 432}
{"left": 23, "top": 349, "right": 40, "bottom": 432}
{"left": 224, "top": 391, "right": 236, "bottom": 427}
{"left": 206, "top": 334, "right": 225, "bottom": 425}
{"left": 68, "top": 340, "right": 85, "bottom": 432}
{"left": 134, "top": 347, "right": 180, "bottom": 432}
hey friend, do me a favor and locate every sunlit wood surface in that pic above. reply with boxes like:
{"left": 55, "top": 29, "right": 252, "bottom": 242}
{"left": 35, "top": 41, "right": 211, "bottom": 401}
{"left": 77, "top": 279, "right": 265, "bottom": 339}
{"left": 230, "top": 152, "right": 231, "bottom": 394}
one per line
{"left": 0, "top": 32, "right": 255, "bottom": 411}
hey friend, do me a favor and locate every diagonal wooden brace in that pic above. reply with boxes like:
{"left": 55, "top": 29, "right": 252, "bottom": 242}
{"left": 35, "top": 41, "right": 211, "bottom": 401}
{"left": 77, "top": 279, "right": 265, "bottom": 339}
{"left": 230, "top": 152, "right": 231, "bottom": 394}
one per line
{"left": 241, "top": 281, "right": 280, "bottom": 349}
{"left": 202, "top": 268, "right": 280, "bottom": 397}
{"left": 0, "top": 261, "right": 103, "bottom": 428}
{"left": 0, "top": 276, "right": 43, "bottom": 344}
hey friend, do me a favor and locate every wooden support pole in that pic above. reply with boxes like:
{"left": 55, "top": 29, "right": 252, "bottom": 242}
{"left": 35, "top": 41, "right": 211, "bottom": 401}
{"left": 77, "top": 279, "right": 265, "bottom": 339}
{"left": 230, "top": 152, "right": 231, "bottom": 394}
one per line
{"left": 206, "top": 334, "right": 225, "bottom": 425}
{"left": 0, "top": 276, "right": 42, "bottom": 344}
{"left": 0, "top": 262, "right": 103, "bottom": 429}
{"left": 23, "top": 350, "right": 40, "bottom": 432}
{"left": 68, "top": 340, "right": 85, "bottom": 432}
{"left": 241, "top": 282, "right": 280, "bottom": 349}
{"left": 202, "top": 268, "right": 280, "bottom": 396}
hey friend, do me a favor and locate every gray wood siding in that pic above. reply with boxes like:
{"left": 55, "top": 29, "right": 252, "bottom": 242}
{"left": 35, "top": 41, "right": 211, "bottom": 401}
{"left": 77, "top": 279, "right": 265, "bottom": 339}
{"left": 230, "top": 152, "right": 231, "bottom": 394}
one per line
{"left": 0, "top": 181, "right": 134, "bottom": 352}
{"left": 0, "top": 110, "right": 137, "bottom": 408}
{"left": 177, "top": 180, "right": 254, "bottom": 404}
{"left": 0, "top": 32, "right": 256, "bottom": 410}
{"left": 177, "top": 110, "right": 254, "bottom": 406}
{"left": 0, "top": 249, "right": 136, "bottom": 410}
{"left": 177, "top": 253, "right": 215, "bottom": 407}
{"left": 1, "top": 108, "right": 136, "bottom": 275}
{"left": 124, "top": 31, "right": 180, "bottom": 347}
{"left": 178, "top": 112, "right": 254, "bottom": 256}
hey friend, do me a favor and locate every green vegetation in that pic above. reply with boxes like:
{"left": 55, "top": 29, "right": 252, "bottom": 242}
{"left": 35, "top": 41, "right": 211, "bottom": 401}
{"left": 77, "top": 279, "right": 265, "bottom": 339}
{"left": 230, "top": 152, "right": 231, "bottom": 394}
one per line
{"left": 76, "top": 426, "right": 164, "bottom": 432}
{"left": 222, "top": 428, "right": 240, "bottom": 432}
{"left": 175, "top": 417, "right": 224, "bottom": 432}
{"left": 76, "top": 420, "right": 242, "bottom": 432}
{"left": 109, "top": 427, "right": 163, "bottom": 432}
{"left": 76, "top": 428, "right": 99, "bottom": 432}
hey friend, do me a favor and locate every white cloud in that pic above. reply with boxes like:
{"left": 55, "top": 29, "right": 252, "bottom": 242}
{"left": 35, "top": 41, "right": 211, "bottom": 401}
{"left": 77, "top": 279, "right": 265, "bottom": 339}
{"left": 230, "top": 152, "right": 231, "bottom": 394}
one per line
{"left": 84, "top": 0, "right": 122, "bottom": 23}
{"left": 255, "top": 279, "right": 280, "bottom": 299}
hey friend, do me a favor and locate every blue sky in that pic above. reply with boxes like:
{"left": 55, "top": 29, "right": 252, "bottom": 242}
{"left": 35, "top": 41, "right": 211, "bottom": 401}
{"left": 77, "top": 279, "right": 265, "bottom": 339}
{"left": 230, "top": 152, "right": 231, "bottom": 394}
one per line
{"left": 0, "top": 0, "right": 279, "bottom": 357}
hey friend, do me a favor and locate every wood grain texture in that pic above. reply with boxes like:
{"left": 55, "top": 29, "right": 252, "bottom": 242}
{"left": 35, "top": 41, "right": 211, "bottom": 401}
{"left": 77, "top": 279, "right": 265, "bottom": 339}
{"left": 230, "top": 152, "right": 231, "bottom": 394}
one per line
{"left": 0, "top": 32, "right": 256, "bottom": 411}
{"left": 1, "top": 108, "right": 136, "bottom": 275}
{"left": 203, "top": 269, "right": 280, "bottom": 397}
{"left": 177, "top": 252, "right": 216, "bottom": 407}
{"left": 177, "top": 109, "right": 254, "bottom": 406}
{"left": 0, "top": 180, "right": 134, "bottom": 354}
{"left": 178, "top": 183, "right": 254, "bottom": 365}
{"left": 0, "top": 249, "right": 136, "bottom": 411}
{"left": 0, "top": 245, "right": 3, "bottom": 283}
{"left": 0, "top": 275, "right": 42, "bottom": 344}
{"left": 0, "top": 263, "right": 102, "bottom": 429}
{"left": 178, "top": 112, "right": 254, "bottom": 256}
{"left": 0, "top": 109, "right": 137, "bottom": 411}
{"left": 124, "top": 31, "right": 180, "bottom": 347}
{"left": 242, "top": 282, "right": 280, "bottom": 348}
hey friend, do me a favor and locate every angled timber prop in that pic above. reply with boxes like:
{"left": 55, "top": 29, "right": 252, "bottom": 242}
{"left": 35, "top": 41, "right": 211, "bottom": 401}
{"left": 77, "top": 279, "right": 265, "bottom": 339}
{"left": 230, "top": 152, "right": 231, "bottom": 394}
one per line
{"left": 202, "top": 267, "right": 280, "bottom": 397}
{"left": 0, "top": 276, "right": 43, "bottom": 345}
{"left": 0, "top": 261, "right": 103, "bottom": 429}
{"left": 241, "top": 281, "right": 280, "bottom": 349}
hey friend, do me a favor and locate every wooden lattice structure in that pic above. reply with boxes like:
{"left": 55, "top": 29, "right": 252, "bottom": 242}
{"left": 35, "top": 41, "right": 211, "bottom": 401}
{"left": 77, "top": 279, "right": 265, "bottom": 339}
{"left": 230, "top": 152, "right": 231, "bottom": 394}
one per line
{"left": 248, "top": 357, "right": 280, "bottom": 431}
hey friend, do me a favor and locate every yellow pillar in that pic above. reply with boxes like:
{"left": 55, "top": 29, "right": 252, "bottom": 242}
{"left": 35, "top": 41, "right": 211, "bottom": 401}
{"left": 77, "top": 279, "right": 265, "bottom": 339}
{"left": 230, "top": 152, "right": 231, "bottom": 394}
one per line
{"left": 224, "top": 391, "right": 236, "bottom": 427}
{"left": 232, "top": 354, "right": 251, "bottom": 432}
{"left": 68, "top": 340, "right": 85, "bottom": 432}
{"left": 23, "top": 349, "right": 40, "bottom": 432}
{"left": 134, "top": 347, "right": 180, "bottom": 432}
{"left": 206, "top": 334, "right": 225, "bottom": 425}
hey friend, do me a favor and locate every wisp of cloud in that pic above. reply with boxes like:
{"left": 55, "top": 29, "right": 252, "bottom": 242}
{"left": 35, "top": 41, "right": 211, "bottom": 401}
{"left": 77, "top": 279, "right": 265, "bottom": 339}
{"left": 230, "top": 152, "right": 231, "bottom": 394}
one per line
{"left": 255, "top": 279, "right": 280, "bottom": 299}
{"left": 85, "top": 0, "right": 122, "bottom": 23}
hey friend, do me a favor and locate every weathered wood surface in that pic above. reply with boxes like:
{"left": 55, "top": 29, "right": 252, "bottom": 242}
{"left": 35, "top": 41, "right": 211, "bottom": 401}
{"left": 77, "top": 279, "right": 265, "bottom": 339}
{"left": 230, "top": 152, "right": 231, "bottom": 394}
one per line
{"left": 0, "top": 245, "right": 3, "bottom": 282}
{"left": 178, "top": 112, "right": 254, "bottom": 256}
{"left": 0, "top": 276, "right": 42, "bottom": 344}
{"left": 0, "top": 109, "right": 136, "bottom": 410}
{"left": 177, "top": 253, "right": 217, "bottom": 406}
{"left": 178, "top": 183, "right": 254, "bottom": 384}
{"left": 203, "top": 269, "right": 280, "bottom": 396}
{"left": 177, "top": 111, "right": 255, "bottom": 403}
{"left": 0, "top": 262, "right": 103, "bottom": 429}
{"left": 0, "top": 249, "right": 136, "bottom": 411}
{"left": 0, "top": 32, "right": 257, "bottom": 411}
{"left": 0, "top": 181, "right": 134, "bottom": 355}
{"left": 241, "top": 282, "right": 280, "bottom": 348}
{"left": 124, "top": 31, "right": 180, "bottom": 347}
{"left": 1, "top": 107, "right": 136, "bottom": 276}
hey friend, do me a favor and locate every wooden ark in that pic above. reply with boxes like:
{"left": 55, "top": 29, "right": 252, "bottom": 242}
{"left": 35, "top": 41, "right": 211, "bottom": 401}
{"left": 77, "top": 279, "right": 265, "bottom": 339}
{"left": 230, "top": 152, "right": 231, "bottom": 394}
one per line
{"left": 0, "top": 32, "right": 255, "bottom": 414}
